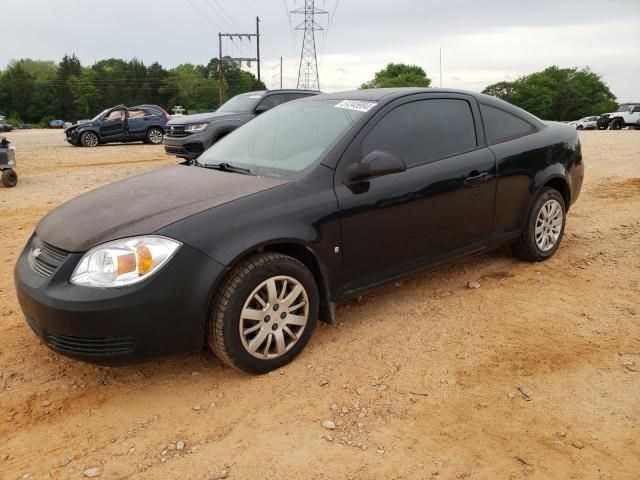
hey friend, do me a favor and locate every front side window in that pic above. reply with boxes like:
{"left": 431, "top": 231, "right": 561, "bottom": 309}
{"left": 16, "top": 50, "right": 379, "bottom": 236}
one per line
{"left": 199, "top": 99, "right": 364, "bottom": 177}
{"left": 103, "top": 109, "right": 125, "bottom": 122}
{"left": 256, "top": 94, "right": 289, "bottom": 111}
{"left": 361, "top": 99, "right": 477, "bottom": 168}
{"left": 480, "top": 104, "right": 536, "bottom": 145}
{"left": 217, "top": 93, "right": 263, "bottom": 113}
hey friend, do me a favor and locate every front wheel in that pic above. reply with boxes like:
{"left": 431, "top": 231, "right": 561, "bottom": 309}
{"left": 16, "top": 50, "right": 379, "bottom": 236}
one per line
{"left": 1, "top": 169, "right": 18, "bottom": 187}
{"left": 146, "top": 127, "right": 164, "bottom": 145}
{"left": 208, "top": 253, "right": 319, "bottom": 374}
{"left": 576, "top": 125, "right": 584, "bottom": 130}
{"left": 511, "top": 188, "right": 566, "bottom": 262}
{"left": 80, "top": 131, "right": 99, "bottom": 147}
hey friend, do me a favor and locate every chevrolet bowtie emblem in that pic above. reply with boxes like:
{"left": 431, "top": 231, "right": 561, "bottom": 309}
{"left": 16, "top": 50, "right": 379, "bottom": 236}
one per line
{"left": 32, "top": 247, "right": 42, "bottom": 259}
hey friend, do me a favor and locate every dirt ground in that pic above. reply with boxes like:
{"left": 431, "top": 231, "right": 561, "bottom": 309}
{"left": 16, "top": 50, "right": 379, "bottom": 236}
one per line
{"left": 0, "top": 129, "right": 638, "bottom": 480}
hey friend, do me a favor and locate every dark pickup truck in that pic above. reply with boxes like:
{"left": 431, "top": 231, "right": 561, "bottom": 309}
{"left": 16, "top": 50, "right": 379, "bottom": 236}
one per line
{"left": 163, "top": 89, "right": 319, "bottom": 160}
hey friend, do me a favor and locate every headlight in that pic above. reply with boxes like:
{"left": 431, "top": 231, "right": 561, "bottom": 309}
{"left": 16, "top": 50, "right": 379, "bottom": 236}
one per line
{"left": 70, "top": 236, "right": 181, "bottom": 288}
{"left": 185, "top": 123, "right": 209, "bottom": 133}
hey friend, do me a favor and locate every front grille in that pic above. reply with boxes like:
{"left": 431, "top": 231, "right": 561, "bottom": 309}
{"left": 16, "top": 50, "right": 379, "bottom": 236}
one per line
{"left": 47, "top": 332, "right": 135, "bottom": 357}
{"left": 165, "top": 125, "right": 192, "bottom": 138}
{"left": 28, "top": 235, "right": 71, "bottom": 278}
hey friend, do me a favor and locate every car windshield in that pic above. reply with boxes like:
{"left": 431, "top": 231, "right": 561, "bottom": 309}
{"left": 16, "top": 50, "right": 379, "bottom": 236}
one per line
{"left": 216, "top": 93, "right": 264, "bottom": 113}
{"left": 198, "top": 99, "right": 366, "bottom": 177}
{"left": 90, "top": 109, "right": 109, "bottom": 122}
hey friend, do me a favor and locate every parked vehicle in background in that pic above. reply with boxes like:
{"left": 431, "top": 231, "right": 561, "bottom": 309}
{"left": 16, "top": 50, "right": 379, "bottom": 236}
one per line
{"left": 0, "top": 116, "right": 14, "bottom": 132}
{"left": 65, "top": 104, "right": 170, "bottom": 147}
{"left": 19, "top": 123, "right": 32, "bottom": 129}
{"left": 164, "top": 90, "right": 319, "bottom": 160}
{"left": 0, "top": 137, "right": 18, "bottom": 187}
{"left": 49, "top": 120, "right": 66, "bottom": 129}
{"left": 597, "top": 103, "right": 640, "bottom": 129}
{"left": 569, "top": 116, "right": 597, "bottom": 130}
{"left": 16, "top": 88, "right": 584, "bottom": 373}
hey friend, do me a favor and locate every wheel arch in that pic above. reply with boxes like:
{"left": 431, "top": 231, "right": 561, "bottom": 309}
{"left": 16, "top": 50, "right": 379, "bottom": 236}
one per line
{"left": 536, "top": 175, "right": 571, "bottom": 210}
{"left": 217, "top": 240, "right": 334, "bottom": 324}
{"left": 146, "top": 124, "right": 165, "bottom": 135}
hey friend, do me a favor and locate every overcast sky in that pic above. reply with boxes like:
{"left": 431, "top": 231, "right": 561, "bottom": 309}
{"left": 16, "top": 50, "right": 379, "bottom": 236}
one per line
{"left": 1, "top": 0, "right": 639, "bottom": 101}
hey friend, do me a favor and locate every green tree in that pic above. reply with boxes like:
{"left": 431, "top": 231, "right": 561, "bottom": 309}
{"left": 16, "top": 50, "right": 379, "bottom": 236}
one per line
{"left": 57, "top": 54, "right": 82, "bottom": 120}
{"left": 361, "top": 63, "right": 432, "bottom": 89}
{"left": 68, "top": 68, "right": 101, "bottom": 117}
{"left": 482, "top": 66, "right": 617, "bottom": 121}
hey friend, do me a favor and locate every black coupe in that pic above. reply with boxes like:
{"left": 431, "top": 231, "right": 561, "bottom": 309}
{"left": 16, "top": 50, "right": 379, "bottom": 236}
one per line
{"left": 15, "top": 88, "right": 584, "bottom": 373}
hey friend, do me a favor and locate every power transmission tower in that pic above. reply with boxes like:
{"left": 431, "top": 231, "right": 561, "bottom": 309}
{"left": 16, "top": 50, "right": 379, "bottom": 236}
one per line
{"left": 291, "top": 0, "right": 327, "bottom": 91}
{"left": 218, "top": 17, "right": 261, "bottom": 105}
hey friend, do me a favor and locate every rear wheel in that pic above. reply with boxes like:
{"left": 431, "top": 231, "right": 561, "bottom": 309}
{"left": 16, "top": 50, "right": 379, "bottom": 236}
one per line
{"left": 146, "top": 127, "right": 164, "bottom": 145}
{"left": 80, "top": 131, "right": 99, "bottom": 147}
{"left": 1, "top": 169, "right": 18, "bottom": 187}
{"left": 511, "top": 188, "right": 566, "bottom": 262}
{"left": 610, "top": 118, "right": 624, "bottom": 130}
{"left": 207, "top": 252, "right": 319, "bottom": 374}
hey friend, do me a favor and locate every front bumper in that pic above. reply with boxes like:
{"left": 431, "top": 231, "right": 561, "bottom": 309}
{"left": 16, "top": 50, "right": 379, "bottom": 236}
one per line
{"left": 163, "top": 134, "right": 206, "bottom": 159}
{"left": 14, "top": 234, "right": 226, "bottom": 365}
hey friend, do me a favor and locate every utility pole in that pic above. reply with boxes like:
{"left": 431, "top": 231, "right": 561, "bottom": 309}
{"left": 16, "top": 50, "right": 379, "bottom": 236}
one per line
{"left": 218, "top": 17, "right": 261, "bottom": 105}
{"left": 439, "top": 47, "right": 443, "bottom": 88}
{"left": 291, "top": 0, "right": 327, "bottom": 91}
{"left": 256, "top": 16, "right": 261, "bottom": 84}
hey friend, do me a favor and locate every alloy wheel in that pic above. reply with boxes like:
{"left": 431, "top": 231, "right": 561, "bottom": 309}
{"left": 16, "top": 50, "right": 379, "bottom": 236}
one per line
{"left": 239, "top": 275, "right": 309, "bottom": 360}
{"left": 535, "top": 199, "right": 563, "bottom": 252}
{"left": 84, "top": 132, "right": 98, "bottom": 147}
{"left": 148, "top": 129, "right": 163, "bottom": 144}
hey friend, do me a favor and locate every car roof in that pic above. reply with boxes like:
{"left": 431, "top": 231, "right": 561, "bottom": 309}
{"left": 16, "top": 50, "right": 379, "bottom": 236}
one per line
{"left": 306, "top": 88, "right": 543, "bottom": 126}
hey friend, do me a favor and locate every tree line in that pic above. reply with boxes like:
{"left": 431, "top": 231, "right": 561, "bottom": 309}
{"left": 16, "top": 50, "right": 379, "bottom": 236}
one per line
{"left": 0, "top": 54, "right": 265, "bottom": 126}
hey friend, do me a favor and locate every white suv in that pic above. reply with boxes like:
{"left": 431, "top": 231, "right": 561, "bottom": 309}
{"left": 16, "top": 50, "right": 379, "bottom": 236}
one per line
{"left": 598, "top": 104, "right": 640, "bottom": 130}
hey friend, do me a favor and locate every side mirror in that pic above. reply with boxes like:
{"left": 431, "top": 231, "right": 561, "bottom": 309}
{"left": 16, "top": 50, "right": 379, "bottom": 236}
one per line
{"left": 345, "top": 150, "right": 407, "bottom": 183}
{"left": 254, "top": 105, "right": 270, "bottom": 114}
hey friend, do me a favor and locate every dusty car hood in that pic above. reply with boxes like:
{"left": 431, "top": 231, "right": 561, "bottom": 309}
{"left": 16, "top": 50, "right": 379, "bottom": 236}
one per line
{"left": 36, "top": 165, "right": 286, "bottom": 252}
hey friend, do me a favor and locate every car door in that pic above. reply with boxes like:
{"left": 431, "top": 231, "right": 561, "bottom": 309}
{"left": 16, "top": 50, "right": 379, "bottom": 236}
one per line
{"left": 333, "top": 94, "right": 496, "bottom": 295}
{"left": 99, "top": 108, "right": 125, "bottom": 141}
{"left": 125, "top": 108, "right": 147, "bottom": 139}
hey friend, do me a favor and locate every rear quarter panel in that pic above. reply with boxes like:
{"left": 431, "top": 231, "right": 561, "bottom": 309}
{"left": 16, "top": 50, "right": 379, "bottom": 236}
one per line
{"left": 491, "top": 123, "right": 582, "bottom": 235}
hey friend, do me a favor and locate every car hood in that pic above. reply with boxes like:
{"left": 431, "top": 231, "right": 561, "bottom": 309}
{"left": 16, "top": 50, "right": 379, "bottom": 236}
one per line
{"left": 36, "top": 165, "right": 287, "bottom": 252}
{"left": 167, "top": 111, "right": 246, "bottom": 125}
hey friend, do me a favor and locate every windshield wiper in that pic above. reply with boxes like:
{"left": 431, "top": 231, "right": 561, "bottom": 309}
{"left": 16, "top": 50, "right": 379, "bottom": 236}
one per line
{"left": 193, "top": 160, "right": 253, "bottom": 175}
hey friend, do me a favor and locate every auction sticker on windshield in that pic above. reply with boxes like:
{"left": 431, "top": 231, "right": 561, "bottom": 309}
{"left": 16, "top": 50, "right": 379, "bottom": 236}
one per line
{"left": 335, "top": 100, "right": 377, "bottom": 112}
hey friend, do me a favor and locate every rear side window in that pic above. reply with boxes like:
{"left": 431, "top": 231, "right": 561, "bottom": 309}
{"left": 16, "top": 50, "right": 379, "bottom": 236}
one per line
{"left": 361, "top": 99, "right": 477, "bottom": 167}
{"left": 481, "top": 104, "right": 536, "bottom": 145}
{"left": 145, "top": 109, "right": 162, "bottom": 117}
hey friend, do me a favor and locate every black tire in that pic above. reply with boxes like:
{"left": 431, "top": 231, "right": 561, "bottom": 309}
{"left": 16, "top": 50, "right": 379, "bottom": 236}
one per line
{"left": 208, "top": 252, "right": 319, "bottom": 374}
{"left": 80, "top": 131, "right": 99, "bottom": 147}
{"left": 576, "top": 125, "right": 584, "bottom": 130}
{"left": 511, "top": 188, "right": 566, "bottom": 262}
{"left": 1, "top": 169, "right": 18, "bottom": 188}
{"left": 146, "top": 127, "right": 164, "bottom": 145}
{"left": 610, "top": 118, "right": 624, "bottom": 130}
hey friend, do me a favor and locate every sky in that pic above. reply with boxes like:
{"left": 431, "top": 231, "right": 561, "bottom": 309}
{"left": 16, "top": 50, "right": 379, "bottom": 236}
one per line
{"left": 1, "top": 0, "right": 639, "bottom": 101}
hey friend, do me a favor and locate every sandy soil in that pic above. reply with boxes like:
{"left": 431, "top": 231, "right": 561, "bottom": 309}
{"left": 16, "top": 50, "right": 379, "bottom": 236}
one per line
{"left": 0, "top": 129, "right": 638, "bottom": 480}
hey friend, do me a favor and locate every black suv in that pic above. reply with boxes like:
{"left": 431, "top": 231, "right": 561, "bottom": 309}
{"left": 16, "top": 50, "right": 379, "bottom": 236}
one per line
{"left": 163, "top": 90, "right": 319, "bottom": 160}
